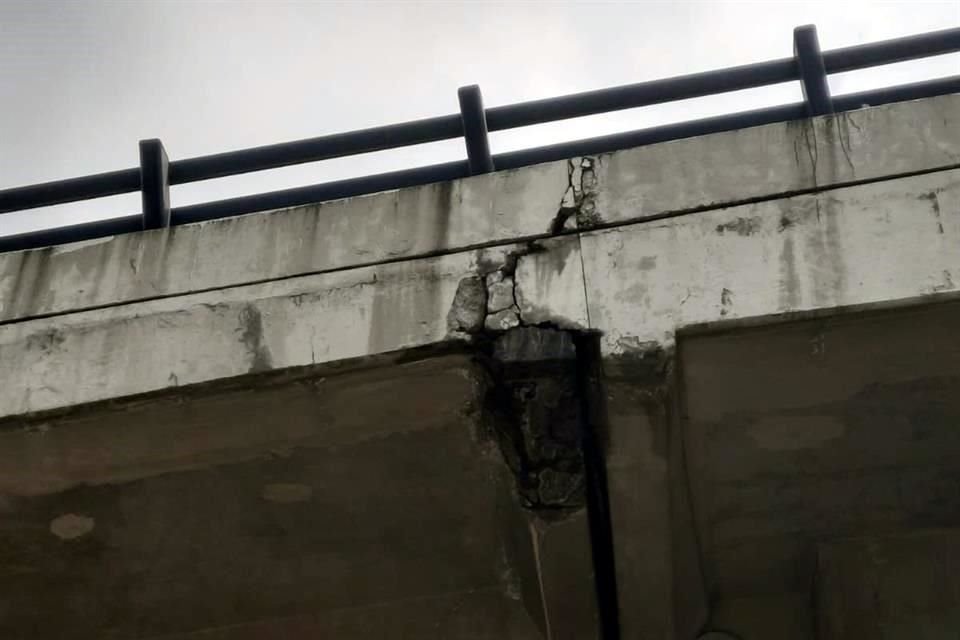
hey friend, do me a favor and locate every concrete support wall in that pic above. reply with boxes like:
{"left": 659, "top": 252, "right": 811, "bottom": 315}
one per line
{"left": 1, "top": 95, "right": 958, "bottom": 638}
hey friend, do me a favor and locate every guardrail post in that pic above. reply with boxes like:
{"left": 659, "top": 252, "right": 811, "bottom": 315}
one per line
{"left": 139, "top": 138, "right": 171, "bottom": 229}
{"left": 458, "top": 85, "right": 495, "bottom": 175}
{"left": 794, "top": 25, "right": 834, "bottom": 116}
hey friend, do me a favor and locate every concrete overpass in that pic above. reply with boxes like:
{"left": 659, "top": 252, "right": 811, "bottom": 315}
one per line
{"left": 0, "top": 94, "right": 958, "bottom": 638}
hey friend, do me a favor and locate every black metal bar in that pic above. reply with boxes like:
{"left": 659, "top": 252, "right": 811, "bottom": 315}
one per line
{"left": 172, "top": 160, "right": 469, "bottom": 224}
{"left": 794, "top": 25, "right": 833, "bottom": 116}
{"left": 485, "top": 57, "right": 799, "bottom": 131}
{"left": 832, "top": 74, "right": 960, "bottom": 109}
{"left": 0, "top": 168, "right": 140, "bottom": 214}
{"left": 823, "top": 26, "right": 960, "bottom": 74}
{"left": 458, "top": 85, "right": 495, "bottom": 175}
{"left": 494, "top": 103, "right": 807, "bottom": 170}
{"left": 139, "top": 139, "right": 171, "bottom": 229}
{"left": 168, "top": 114, "right": 463, "bottom": 185}
{"left": 572, "top": 333, "right": 621, "bottom": 640}
{"left": 0, "top": 216, "right": 142, "bottom": 253}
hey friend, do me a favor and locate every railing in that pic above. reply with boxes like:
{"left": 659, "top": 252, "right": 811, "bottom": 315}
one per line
{"left": 1, "top": 24, "right": 958, "bottom": 254}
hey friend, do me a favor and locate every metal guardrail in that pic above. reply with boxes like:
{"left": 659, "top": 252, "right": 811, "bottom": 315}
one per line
{"left": 0, "top": 24, "right": 958, "bottom": 253}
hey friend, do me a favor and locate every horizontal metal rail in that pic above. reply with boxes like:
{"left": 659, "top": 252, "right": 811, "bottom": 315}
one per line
{"left": 168, "top": 114, "right": 465, "bottom": 185}
{"left": 822, "top": 26, "right": 960, "bottom": 73}
{"left": 0, "top": 168, "right": 141, "bottom": 215}
{"left": 0, "top": 24, "right": 958, "bottom": 253}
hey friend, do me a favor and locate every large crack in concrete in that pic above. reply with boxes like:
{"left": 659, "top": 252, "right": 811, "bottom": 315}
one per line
{"left": 550, "top": 156, "right": 601, "bottom": 234}
{"left": 447, "top": 241, "right": 598, "bottom": 517}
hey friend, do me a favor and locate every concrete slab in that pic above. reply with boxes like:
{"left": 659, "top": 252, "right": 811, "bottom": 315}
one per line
{"left": 0, "top": 354, "right": 595, "bottom": 639}
{"left": 680, "top": 301, "right": 960, "bottom": 635}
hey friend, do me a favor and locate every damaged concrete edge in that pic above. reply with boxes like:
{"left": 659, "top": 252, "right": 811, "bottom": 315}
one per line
{"left": 469, "top": 325, "right": 622, "bottom": 638}
{"left": 550, "top": 156, "right": 603, "bottom": 234}
{"left": 446, "top": 241, "right": 586, "bottom": 338}
{"left": 0, "top": 340, "right": 476, "bottom": 432}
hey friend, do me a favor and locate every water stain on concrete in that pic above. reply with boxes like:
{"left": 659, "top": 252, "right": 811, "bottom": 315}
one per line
{"left": 237, "top": 305, "right": 273, "bottom": 374}
{"left": 50, "top": 513, "right": 95, "bottom": 540}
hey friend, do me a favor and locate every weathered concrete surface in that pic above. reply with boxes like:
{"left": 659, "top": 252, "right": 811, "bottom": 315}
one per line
{"left": 602, "top": 359, "right": 708, "bottom": 639}
{"left": 582, "top": 168, "right": 960, "bottom": 354}
{"left": 0, "top": 243, "right": 513, "bottom": 417}
{"left": 817, "top": 528, "right": 960, "bottom": 639}
{"left": 592, "top": 93, "right": 960, "bottom": 225}
{"left": 0, "top": 355, "right": 595, "bottom": 639}
{"left": 5, "top": 166, "right": 956, "bottom": 420}
{"left": 141, "top": 588, "right": 540, "bottom": 640}
{"left": 1, "top": 95, "right": 955, "bottom": 324}
{"left": 680, "top": 300, "right": 960, "bottom": 638}
{"left": 0, "top": 162, "right": 570, "bottom": 322}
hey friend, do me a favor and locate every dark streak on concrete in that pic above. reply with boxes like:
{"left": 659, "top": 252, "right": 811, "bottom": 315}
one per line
{"left": 715, "top": 217, "right": 761, "bottom": 237}
{"left": 720, "top": 289, "right": 733, "bottom": 317}
{"left": 919, "top": 191, "right": 945, "bottom": 235}
{"left": 780, "top": 234, "right": 802, "bottom": 311}
{"left": 238, "top": 305, "right": 273, "bottom": 374}
{"left": 778, "top": 214, "right": 796, "bottom": 232}
{"left": 26, "top": 328, "right": 65, "bottom": 354}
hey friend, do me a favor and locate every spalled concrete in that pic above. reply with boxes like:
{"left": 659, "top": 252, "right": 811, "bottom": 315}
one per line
{"left": 2, "top": 94, "right": 959, "bottom": 638}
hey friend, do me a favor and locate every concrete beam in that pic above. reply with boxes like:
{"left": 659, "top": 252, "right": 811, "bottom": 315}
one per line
{"left": 581, "top": 169, "right": 960, "bottom": 356}
{"left": 2, "top": 168, "right": 957, "bottom": 420}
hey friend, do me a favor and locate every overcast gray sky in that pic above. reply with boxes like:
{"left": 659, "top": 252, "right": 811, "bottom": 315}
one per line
{"left": 1, "top": 0, "right": 958, "bottom": 236}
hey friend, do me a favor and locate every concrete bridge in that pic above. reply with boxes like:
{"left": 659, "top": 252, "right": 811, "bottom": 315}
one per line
{"left": 0, "top": 94, "right": 958, "bottom": 639}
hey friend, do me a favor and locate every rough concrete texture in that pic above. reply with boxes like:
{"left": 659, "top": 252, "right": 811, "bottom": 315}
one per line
{"left": 0, "top": 161, "right": 570, "bottom": 322}
{"left": 483, "top": 328, "right": 585, "bottom": 513}
{"left": 680, "top": 300, "right": 960, "bottom": 638}
{"left": 0, "top": 243, "right": 531, "bottom": 417}
{"left": 5, "top": 166, "right": 956, "bottom": 420}
{"left": 0, "top": 355, "right": 597, "bottom": 639}
{"left": 583, "top": 169, "right": 960, "bottom": 354}
{"left": 817, "top": 528, "right": 960, "bottom": 639}
{"left": 591, "top": 93, "right": 960, "bottom": 225}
